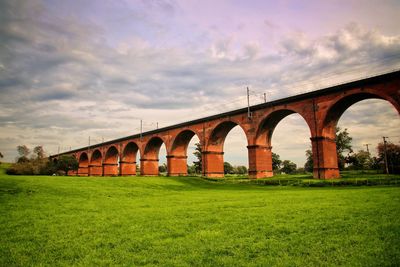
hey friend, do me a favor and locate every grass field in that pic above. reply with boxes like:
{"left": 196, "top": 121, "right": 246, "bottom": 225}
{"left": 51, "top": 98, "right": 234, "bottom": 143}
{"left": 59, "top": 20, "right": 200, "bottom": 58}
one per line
{"left": 1, "top": 165, "right": 400, "bottom": 266}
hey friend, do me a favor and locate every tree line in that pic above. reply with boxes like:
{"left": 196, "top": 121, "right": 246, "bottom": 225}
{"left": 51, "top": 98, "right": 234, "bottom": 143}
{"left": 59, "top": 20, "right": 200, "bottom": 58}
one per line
{"left": 5, "top": 145, "right": 78, "bottom": 175}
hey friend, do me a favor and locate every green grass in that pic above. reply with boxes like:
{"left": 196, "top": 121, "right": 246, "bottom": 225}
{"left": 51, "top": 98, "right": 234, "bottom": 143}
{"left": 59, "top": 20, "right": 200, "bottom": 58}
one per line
{"left": 1, "top": 168, "right": 400, "bottom": 266}
{"left": 210, "top": 171, "right": 400, "bottom": 187}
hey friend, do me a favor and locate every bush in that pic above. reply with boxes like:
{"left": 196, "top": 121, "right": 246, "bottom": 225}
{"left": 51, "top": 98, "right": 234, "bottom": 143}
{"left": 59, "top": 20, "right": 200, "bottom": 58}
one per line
{"left": 6, "top": 166, "right": 17, "bottom": 175}
{"left": 6, "top": 158, "right": 55, "bottom": 175}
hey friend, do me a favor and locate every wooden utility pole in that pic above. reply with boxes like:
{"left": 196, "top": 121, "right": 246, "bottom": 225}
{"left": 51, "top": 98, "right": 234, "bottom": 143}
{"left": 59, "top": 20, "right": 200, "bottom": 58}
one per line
{"left": 383, "top": 137, "right": 389, "bottom": 174}
{"left": 363, "top": 143, "right": 371, "bottom": 154}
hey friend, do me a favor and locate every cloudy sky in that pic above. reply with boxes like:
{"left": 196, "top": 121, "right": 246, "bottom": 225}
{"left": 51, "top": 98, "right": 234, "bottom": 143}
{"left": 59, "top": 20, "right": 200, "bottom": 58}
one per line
{"left": 1, "top": 0, "right": 400, "bottom": 167}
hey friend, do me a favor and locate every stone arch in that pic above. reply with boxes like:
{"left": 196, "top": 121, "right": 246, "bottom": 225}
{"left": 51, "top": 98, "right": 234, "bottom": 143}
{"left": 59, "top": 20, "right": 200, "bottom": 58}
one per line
{"left": 170, "top": 129, "right": 200, "bottom": 156}
{"left": 89, "top": 149, "right": 103, "bottom": 176}
{"left": 78, "top": 152, "right": 89, "bottom": 176}
{"left": 204, "top": 120, "right": 249, "bottom": 177}
{"left": 207, "top": 121, "right": 248, "bottom": 151}
{"left": 141, "top": 136, "right": 166, "bottom": 176}
{"left": 79, "top": 153, "right": 89, "bottom": 165}
{"left": 249, "top": 109, "right": 312, "bottom": 178}
{"left": 256, "top": 109, "right": 311, "bottom": 146}
{"left": 313, "top": 91, "right": 400, "bottom": 179}
{"left": 168, "top": 129, "right": 201, "bottom": 176}
{"left": 103, "top": 146, "right": 119, "bottom": 176}
{"left": 121, "top": 142, "right": 139, "bottom": 176}
{"left": 322, "top": 92, "right": 400, "bottom": 137}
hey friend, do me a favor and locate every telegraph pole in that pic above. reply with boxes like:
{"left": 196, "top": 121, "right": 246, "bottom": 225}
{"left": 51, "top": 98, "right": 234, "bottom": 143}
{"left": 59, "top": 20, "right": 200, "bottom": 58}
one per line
{"left": 383, "top": 136, "right": 389, "bottom": 174}
{"left": 247, "top": 87, "right": 251, "bottom": 119}
{"left": 363, "top": 143, "right": 371, "bottom": 154}
{"left": 263, "top": 92, "right": 267, "bottom": 103}
{"left": 140, "top": 120, "right": 143, "bottom": 140}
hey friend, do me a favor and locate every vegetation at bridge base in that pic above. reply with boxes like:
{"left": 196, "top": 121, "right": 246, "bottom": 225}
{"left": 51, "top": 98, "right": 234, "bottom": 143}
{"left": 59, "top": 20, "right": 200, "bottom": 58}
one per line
{"left": 5, "top": 145, "right": 78, "bottom": 175}
{"left": 204, "top": 170, "right": 400, "bottom": 187}
{"left": 54, "top": 155, "right": 79, "bottom": 175}
{"left": 0, "top": 164, "right": 399, "bottom": 266}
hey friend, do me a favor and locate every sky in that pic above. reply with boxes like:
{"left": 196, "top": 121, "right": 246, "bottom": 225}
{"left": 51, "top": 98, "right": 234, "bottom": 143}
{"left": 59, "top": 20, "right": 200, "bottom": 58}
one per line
{"left": 1, "top": 0, "right": 400, "bottom": 167}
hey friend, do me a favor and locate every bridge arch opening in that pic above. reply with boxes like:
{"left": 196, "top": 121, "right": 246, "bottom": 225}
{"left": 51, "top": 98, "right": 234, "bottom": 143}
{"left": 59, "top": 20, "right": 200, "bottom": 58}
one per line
{"left": 256, "top": 110, "right": 296, "bottom": 146}
{"left": 78, "top": 152, "right": 89, "bottom": 176}
{"left": 271, "top": 113, "right": 312, "bottom": 175}
{"left": 254, "top": 109, "right": 311, "bottom": 177}
{"left": 121, "top": 142, "right": 139, "bottom": 176}
{"left": 89, "top": 149, "right": 103, "bottom": 176}
{"left": 169, "top": 130, "right": 201, "bottom": 176}
{"left": 205, "top": 121, "right": 248, "bottom": 178}
{"left": 103, "top": 146, "right": 119, "bottom": 176}
{"left": 142, "top": 136, "right": 166, "bottom": 176}
{"left": 335, "top": 97, "right": 400, "bottom": 173}
{"left": 323, "top": 93, "right": 393, "bottom": 137}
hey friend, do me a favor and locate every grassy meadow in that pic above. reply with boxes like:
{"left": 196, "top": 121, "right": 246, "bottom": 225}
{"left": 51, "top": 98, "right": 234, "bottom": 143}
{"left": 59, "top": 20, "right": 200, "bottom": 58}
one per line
{"left": 0, "top": 164, "right": 400, "bottom": 266}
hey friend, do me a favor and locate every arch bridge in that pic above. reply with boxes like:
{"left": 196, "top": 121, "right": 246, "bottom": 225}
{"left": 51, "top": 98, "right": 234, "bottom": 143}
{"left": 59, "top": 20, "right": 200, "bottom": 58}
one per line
{"left": 51, "top": 71, "right": 400, "bottom": 179}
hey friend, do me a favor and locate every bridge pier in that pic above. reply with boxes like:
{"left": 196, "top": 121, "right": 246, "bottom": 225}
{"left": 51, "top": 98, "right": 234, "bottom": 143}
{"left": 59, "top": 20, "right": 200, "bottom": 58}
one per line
{"left": 103, "top": 163, "right": 119, "bottom": 176}
{"left": 167, "top": 155, "right": 188, "bottom": 176}
{"left": 140, "top": 158, "right": 159, "bottom": 176}
{"left": 120, "top": 161, "right": 136, "bottom": 176}
{"left": 202, "top": 151, "right": 224, "bottom": 178}
{"left": 247, "top": 145, "right": 274, "bottom": 178}
{"left": 89, "top": 164, "right": 103, "bottom": 176}
{"left": 67, "top": 170, "right": 78, "bottom": 176}
{"left": 78, "top": 166, "right": 89, "bottom": 176}
{"left": 310, "top": 136, "right": 340, "bottom": 179}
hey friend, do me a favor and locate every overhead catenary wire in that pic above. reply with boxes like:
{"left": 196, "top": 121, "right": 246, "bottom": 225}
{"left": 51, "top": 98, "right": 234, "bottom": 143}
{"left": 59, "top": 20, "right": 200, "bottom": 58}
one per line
{"left": 67, "top": 57, "right": 400, "bottom": 151}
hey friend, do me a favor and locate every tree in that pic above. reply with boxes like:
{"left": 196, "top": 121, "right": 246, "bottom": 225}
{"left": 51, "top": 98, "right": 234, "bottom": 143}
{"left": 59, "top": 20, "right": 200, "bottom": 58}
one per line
{"left": 56, "top": 155, "right": 78, "bottom": 175}
{"left": 193, "top": 142, "right": 202, "bottom": 174}
{"left": 377, "top": 142, "right": 400, "bottom": 174}
{"left": 224, "top": 162, "right": 234, "bottom": 174}
{"left": 7, "top": 145, "right": 53, "bottom": 175}
{"left": 272, "top": 152, "right": 282, "bottom": 171}
{"left": 347, "top": 150, "right": 372, "bottom": 170}
{"left": 33, "top": 146, "right": 45, "bottom": 159}
{"left": 0, "top": 152, "right": 3, "bottom": 165}
{"left": 304, "top": 149, "right": 313, "bottom": 173}
{"left": 235, "top": 165, "right": 248, "bottom": 175}
{"left": 335, "top": 127, "right": 353, "bottom": 170}
{"left": 281, "top": 160, "right": 297, "bottom": 174}
{"left": 17, "top": 145, "right": 30, "bottom": 163}
{"left": 158, "top": 163, "right": 167, "bottom": 173}
{"left": 187, "top": 164, "right": 197, "bottom": 175}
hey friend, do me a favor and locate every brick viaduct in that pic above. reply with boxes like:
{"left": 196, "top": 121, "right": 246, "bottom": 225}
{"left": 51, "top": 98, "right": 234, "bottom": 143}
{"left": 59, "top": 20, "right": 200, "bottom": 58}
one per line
{"left": 52, "top": 71, "right": 400, "bottom": 179}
